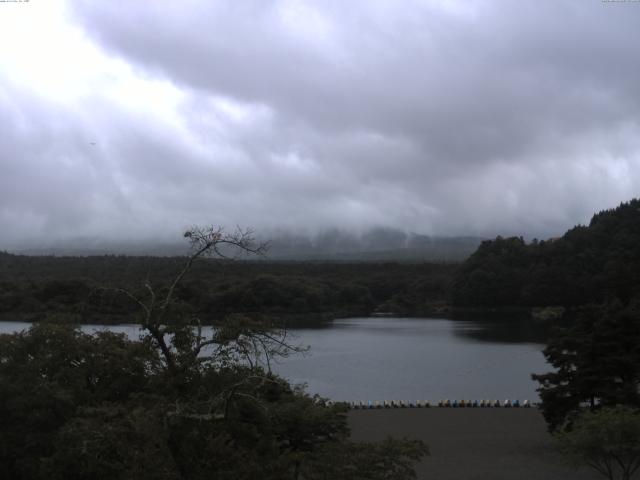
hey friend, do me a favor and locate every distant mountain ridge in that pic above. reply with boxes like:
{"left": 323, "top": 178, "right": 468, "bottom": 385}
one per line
{"left": 10, "top": 227, "right": 484, "bottom": 262}
{"left": 265, "top": 229, "right": 482, "bottom": 261}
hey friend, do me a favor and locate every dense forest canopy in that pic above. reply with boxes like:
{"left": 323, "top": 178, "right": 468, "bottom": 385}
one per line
{"left": 452, "top": 199, "right": 640, "bottom": 308}
{"left": 0, "top": 253, "right": 454, "bottom": 324}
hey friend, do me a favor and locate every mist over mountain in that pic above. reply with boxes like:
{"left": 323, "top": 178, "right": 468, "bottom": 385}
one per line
{"left": 12, "top": 227, "right": 483, "bottom": 262}
{"left": 265, "top": 228, "right": 483, "bottom": 261}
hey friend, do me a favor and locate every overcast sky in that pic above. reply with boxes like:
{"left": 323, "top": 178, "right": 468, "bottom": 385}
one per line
{"left": 1, "top": 0, "right": 640, "bottom": 249}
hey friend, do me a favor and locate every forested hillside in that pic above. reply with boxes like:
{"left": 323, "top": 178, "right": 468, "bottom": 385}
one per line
{"left": 452, "top": 199, "right": 640, "bottom": 308}
{"left": 0, "top": 254, "right": 454, "bottom": 323}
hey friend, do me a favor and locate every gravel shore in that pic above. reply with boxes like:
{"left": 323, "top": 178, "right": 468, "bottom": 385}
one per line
{"left": 349, "top": 408, "right": 601, "bottom": 480}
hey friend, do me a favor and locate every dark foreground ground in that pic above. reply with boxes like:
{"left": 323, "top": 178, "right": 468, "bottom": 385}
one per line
{"left": 349, "top": 408, "right": 600, "bottom": 480}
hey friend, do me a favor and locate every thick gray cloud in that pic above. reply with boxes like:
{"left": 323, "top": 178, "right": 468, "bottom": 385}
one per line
{"left": 2, "top": 0, "right": 640, "bottom": 250}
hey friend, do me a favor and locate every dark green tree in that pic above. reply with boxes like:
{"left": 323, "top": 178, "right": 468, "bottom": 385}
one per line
{"left": 0, "top": 324, "right": 161, "bottom": 480}
{"left": 533, "top": 302, "right": 640, "bottom": 431}
{"left": 557, "top": 406, "right": 640, "bottom": 480}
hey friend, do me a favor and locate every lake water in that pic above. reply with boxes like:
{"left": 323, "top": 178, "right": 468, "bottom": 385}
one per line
{"left": 0, "top": 316, "right": 550, "bottom": 402}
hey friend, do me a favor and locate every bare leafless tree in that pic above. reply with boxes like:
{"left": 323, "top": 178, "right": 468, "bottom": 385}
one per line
{"left": 110, "top": 226, "right": 303, "bottom": 375}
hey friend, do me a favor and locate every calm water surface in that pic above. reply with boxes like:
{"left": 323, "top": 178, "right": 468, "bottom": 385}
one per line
{"left": 0, "top": 317, "right": 550, "bottom": 402}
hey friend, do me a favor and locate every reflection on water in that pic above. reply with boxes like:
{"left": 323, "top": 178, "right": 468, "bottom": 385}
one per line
{"left": 449, "top": 312, "right": 566, "bottom": 344}
{"left": 274, "top": 316, "right": 550, "bottom": 402}
{"left": 0, "top": 316, "right": 552, "bottom": 402}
